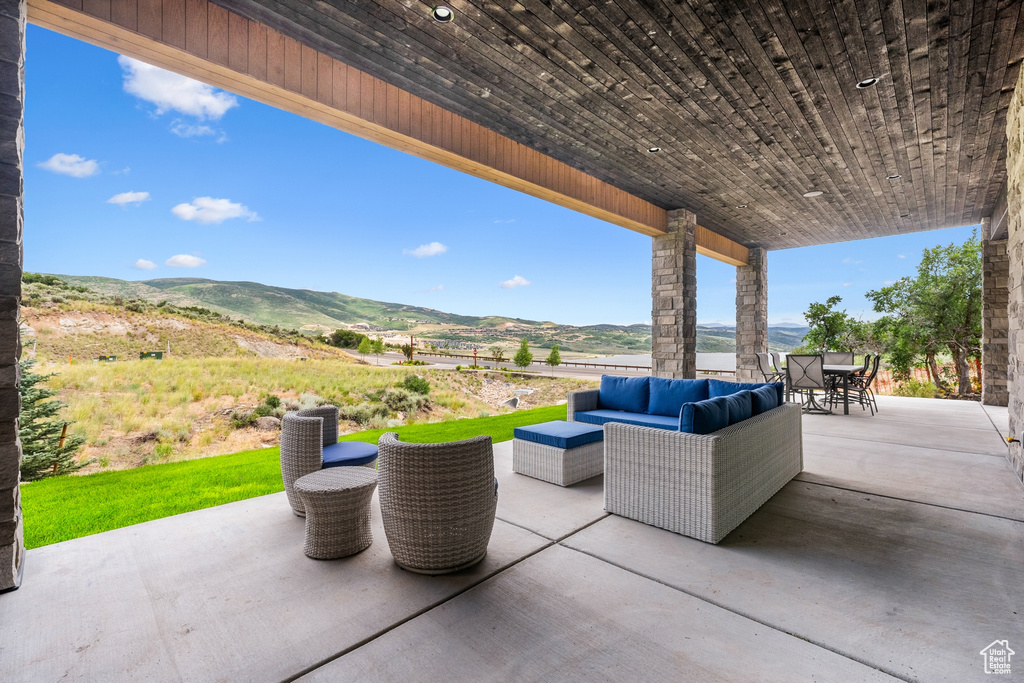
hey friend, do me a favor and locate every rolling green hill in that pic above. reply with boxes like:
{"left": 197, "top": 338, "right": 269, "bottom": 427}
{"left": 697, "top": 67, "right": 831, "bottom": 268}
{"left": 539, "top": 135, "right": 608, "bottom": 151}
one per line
{"left": 55, "top": 275, "right": 807, "bottom": 354}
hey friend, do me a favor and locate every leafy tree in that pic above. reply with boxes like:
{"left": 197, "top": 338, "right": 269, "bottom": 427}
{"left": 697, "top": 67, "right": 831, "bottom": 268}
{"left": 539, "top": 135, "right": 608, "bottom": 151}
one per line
{"left": 399, "top": 344, "right": 414, "bottom": 362}
{"left": 513, "top": 338, "right": 533, "bottom": 370}
{"left": 545, "top": 345, "right": 561, "bottom": 375}
{"left": 357, "top": 336, "right": 371, "bottom": 360}
{"left": 801, "top": 296, "right": 864, "bottom": 353}
{"left": 489, "top": 345, "right": 506, "bottom": 363}
{"left": 327, "top": 329, "right": 367, "bottom": 349}
{"left": 370, "top": 338, "right": 385, "bottom": 365}
{"left": 19, "top": 359, "right": 88, "bottom": 481}
{"left": 867, "top": 233, "right": 981, "bottom": 395}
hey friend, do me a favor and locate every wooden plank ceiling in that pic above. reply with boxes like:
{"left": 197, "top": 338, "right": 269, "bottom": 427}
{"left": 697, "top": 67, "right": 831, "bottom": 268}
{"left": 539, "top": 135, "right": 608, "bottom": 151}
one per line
{"left": 210, "top": 0, "right": 1024, "bottom": 250}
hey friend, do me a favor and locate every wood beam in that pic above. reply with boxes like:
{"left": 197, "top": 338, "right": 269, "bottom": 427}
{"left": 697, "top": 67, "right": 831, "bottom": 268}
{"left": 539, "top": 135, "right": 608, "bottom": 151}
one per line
{"left": 28, "top": 0, "right": 749, "bottom": 265}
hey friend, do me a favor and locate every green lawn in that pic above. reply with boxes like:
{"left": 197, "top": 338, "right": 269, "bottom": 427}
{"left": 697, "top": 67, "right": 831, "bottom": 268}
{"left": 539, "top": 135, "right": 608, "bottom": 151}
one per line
{"left": 21, "top": 404, "right": 567, "bottom": 549}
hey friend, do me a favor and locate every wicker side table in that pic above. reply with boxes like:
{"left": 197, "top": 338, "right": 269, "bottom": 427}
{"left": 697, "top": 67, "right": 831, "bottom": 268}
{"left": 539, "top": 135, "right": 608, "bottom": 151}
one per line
{"left": 293, "top": 468, "right": 378, "bottom": 559}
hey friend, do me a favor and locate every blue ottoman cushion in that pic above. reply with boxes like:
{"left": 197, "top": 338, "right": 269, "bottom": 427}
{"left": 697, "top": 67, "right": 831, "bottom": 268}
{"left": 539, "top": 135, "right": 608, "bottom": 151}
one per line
{"left": 322, "top": 441, "right": 379, "bottom": 468}
{"left": 514, "top": 420, "right": 604, "bottom": 450}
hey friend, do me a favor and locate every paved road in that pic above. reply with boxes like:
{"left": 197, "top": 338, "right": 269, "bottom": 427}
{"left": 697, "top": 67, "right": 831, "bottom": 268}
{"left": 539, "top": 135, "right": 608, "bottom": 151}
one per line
{"left": 360, "top": 351, "right": 649, "bottom": 380}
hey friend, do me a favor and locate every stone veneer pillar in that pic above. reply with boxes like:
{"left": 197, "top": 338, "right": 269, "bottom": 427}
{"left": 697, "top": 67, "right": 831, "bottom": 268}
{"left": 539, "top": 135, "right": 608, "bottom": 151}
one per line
{"left": 0, "top": 0, "right": 22, "bottom": 593}
{"left": 735, "top": 246, "right": 766, "bottom": 383}
{"left": 652, "top": 209, "right": 697, "bottom": 379}
{"left": 982, "top": 221, "right": 1009, "bottom": 407}
{"left": 1005, "top": 65, "right": 1024, "bottom": 484}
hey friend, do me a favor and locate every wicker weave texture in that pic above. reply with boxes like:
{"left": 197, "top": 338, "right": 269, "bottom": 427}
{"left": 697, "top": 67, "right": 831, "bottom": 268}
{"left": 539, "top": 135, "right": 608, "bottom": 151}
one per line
{"left": 294, "top": 406, "right": 339, "bottom": 446}
{"left": 377, "top": 433, "right": 497, "bottom": 575}
{"left": 513, "top": 439, "right": 604, "bottom": 487}
{"left": 566, "top": 389, "right": 599, "bottom": 422}
{"left": 294, "top": 468, "right": 377, "bottom": 560}
{"left": 604, "top": 403, "right": 803, "bottom": 544}
{"left": 280, "top": 413, "right": 324, "bottom": 516}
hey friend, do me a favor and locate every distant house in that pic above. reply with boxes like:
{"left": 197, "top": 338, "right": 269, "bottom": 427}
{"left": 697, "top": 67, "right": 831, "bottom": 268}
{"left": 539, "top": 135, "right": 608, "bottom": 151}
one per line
{"left": 980, "top": 640, "right": 1014, "bottom": 675}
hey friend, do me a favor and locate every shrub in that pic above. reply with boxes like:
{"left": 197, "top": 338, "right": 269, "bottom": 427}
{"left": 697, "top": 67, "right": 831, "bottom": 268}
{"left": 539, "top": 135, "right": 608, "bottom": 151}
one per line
{"left": 264, "top": 395, "right": 281, "bottom": 409}
{"left": 339, "top": 402, "right": 389, "bottom": 426}
{"left": 401, "top": 374, "right": 431, "bottom": 395}
{"left": 894, "top": 379, "right": 938, "bottom": 398}
{"left": 382, "top": 388, "right": 429, "bottom": 413}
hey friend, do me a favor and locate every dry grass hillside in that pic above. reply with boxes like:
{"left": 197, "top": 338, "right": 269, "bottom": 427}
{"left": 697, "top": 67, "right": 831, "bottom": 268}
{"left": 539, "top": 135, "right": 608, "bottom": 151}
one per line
{"left": 21, "top": 275, "right": 595, "bottom": 474}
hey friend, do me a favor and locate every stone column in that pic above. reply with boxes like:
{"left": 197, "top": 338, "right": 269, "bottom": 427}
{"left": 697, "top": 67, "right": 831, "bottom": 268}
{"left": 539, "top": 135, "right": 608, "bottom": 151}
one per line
{"left": 735, "top": 246, "right": 766, "bottom": 382}
{"left": 0, "top": 0, "right": 22, "bottom": 593}
{"left": 982, "top": 220, "right": 1009, "bottom": 407}
{"left": 652, "top": 209, "right": 697, "bottom": 379}
{"left": 1005, "top": 65, "right": 1024, "bottom": 485}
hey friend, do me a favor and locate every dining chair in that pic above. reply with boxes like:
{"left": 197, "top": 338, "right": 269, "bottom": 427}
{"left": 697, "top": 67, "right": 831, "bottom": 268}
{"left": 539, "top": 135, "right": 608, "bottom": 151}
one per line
{"left": 756, "top": 352, "right": 782, "bottom": 382}
{"left": 770, "top": 352, "right": 784, "bottom": 375}
{"left": 786, "top": 354, "right": 831, "bottom": 413}
{"left": 823, "top": 351, "right": 855, "bottom": 365}
{"left": 848, "top": 355, "right": 882, "bottom": 414}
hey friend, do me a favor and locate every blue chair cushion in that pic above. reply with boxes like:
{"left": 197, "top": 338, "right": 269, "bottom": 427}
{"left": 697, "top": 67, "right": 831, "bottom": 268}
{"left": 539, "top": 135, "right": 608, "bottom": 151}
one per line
{"left": 647, "top": 377, "right": 709, "bottom": 417}
{"left": 679, "top": 396, "right": 730, "bottom": 435}
{"left": 575, "top": 410, "right": 679, "bottom": 431}
{"left": 720, "top": 390, "right": 754, "bottom": 425}
{"left": 708, "top": 379, "right": 785, "bottom": 405}
{"left": 514, "top": 420, "right": 604, "bottom": 449}
{"left": 322, "top": 441, "right": 379, "bottom": 468}
{"left": 750, "top": 385, "right": 779, "bottom": 416}
{"left": 598, "top": 375, "right": 650, "bottom": 414}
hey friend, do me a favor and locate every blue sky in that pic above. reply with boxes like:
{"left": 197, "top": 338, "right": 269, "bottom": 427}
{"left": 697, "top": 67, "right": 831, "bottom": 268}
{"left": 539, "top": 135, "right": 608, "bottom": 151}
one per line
{"left": 26, "top": 26, "right": 977, "bottom": 327}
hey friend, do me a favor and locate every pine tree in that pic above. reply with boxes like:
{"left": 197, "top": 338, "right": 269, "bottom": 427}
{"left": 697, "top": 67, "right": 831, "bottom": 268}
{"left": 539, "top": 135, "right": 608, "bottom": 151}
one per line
{"left": 513, "top": 338, "right": 533, "bottom": 370}
{"left": 545, "top": 345, "right": 561, "bottom": 375}
{"left": 19, "top": 359, "right": 88, "bottom": 481}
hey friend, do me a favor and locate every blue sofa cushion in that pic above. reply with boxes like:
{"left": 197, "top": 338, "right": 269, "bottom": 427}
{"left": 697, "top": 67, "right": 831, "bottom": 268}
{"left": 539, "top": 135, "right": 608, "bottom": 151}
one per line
{"left": 750, "top": 385, "right": 779, "bottom": 416}
{"left": 599, "top": 375, "right": 650, "bottom": 414}
{"left": 514, "top": 420, "right": 604, "bottom": 449}
{"left": 647, "top": 377, "right": 709, "bottom": 417}
{"left": 322, "top": 441, "right": 379, "bottom": 468}
{"left": 720, "top": 390, "right": 753, "bottom": 426}
{"left": 708, "top": 379, "right": 785, "bottom": 405}
{"left": 575, "top": 410, "right": 679, "bottom": 431}
{"left": 679, "top": 396, "right": 730, "bottom": 435}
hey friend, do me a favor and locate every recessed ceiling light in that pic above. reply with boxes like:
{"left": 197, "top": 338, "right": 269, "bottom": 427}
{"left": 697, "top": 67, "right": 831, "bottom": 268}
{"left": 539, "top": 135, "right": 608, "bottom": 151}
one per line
{"left": 779, "top": 231, "right": 788, "bottom": 236}
{"left": 886, "top": 173, "right": 901, "bottom": 180}
{"left": 431, "top": 5, "right": 454, "bottom": 22}
{"left": 736, "top": 204, "right": 747, "bottom": 209}
{"left": 900, "top": 214, "right": 910, "bottom": 218}
{"left": 647, "top": 146, "right": 662, "bottom": 153}
{"left": 856, "top": 77, "right": 879, "bottom": 89}
{"left": 802, "top": 190, "right": 824, "bottom": 198}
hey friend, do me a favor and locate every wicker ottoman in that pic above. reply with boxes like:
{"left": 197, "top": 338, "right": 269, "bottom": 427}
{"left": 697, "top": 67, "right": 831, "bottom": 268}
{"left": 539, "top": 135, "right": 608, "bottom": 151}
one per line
{"left": 512, "top": 420, "right": 604, "bottom": 486}
{"left": 293, "top": 468, "right": 378, "bottom": 559}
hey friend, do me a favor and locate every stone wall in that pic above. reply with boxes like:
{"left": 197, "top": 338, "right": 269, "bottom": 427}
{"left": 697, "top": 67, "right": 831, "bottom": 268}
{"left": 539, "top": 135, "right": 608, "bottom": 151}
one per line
{"left": 982, "top": 230, "right": 1009, "bottom": 407}
{"left": 651, "top": 209, "right": 697, "bottom": 379}
{"left": 0, "top": 0, "right": 21, "bottom": 593}
{"left": 1005, "top": 65, "right": 1024, "bottom": 484}
{"left": 735, "top": 246, "right": 766, "bottom": 382}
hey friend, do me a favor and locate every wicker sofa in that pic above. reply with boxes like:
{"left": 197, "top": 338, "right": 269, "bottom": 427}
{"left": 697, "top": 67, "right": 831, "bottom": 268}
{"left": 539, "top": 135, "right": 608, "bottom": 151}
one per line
{"left": 568, "top": 377, "right": 802, "bottom": 543}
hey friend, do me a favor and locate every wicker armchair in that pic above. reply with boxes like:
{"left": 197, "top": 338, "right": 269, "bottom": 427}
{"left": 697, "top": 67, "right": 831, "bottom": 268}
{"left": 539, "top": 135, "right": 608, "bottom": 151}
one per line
{"left": 604, "top": 403, "right": 803, "bottom": 544}
{"left": 377, "top": 433, "right": 497, "bottom": 575}
{"left": 281, "top": 406, "right": 340, "bottom": 516}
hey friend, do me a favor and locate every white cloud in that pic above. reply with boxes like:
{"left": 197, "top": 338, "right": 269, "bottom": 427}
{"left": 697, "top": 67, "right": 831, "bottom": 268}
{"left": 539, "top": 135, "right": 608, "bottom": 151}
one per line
{"left": 119, "top": 56, "right": 238, "bottom": 120}
{"left": 499, "top": 275, "right": 531, "bottom": 289}
{"left": 171, "top": 197, "right": 258, "bottom": 224}
{"left": 898, "top": 254, "right": 906, "bottom": 259}
{"left": 38, "top": 153, "right": 99, "bottom": 178}
{"left": 133, "top": 259, "right": 157, "bottom": 270}
{"left": 170, "top": 120, "right": 215, "bottom": 138}
{"left": 430, "top": 285, "right": 445, "bottom": 291}
{"left": 165, "top": 254, "right": 206, "bottom": 268}
{"left": 883, "top": 280, "right": 895, "bottom": 285}
{"left": 493, "top": 219, "right": 516, "bottom": 224}
{"left": 108, "top": 191, "right": 150, "bottom": 206}
{"left": 842, "top": 282, "right": 853, "bottom": 287}
{"left": 403, "top": 242, "right": 448, "bottom": 258}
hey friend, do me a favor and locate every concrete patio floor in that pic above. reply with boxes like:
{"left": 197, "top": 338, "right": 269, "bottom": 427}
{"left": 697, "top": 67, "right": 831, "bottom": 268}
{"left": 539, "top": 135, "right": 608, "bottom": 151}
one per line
{"left": 1, "top": 396, "right": 1021, "bottom": 681}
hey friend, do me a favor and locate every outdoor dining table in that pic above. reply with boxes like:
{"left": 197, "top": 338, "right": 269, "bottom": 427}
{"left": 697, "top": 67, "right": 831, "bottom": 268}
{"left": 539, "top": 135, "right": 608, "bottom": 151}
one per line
{"left": 823, "top": 364, "right": 863, "bottom": 415}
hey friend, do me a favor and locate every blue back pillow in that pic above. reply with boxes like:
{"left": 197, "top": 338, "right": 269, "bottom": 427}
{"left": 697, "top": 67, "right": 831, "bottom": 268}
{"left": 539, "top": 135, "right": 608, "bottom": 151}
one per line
{"left": 708, "top": 379, "right": 784, "bottom": 405}
{"left": 647, "top": 377, "right": 709, "bottom": 417}
{"left": 599, "top": 375, "right": 650, "bottom": 414}
{"left": 720, "top": 390, "right": 753, "bottom": 426}
{"left": 750, "top": 385, "right": 779, "bottom": 416}
{"left": 679, "top": 396, "right": 730, "bottom": 434}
